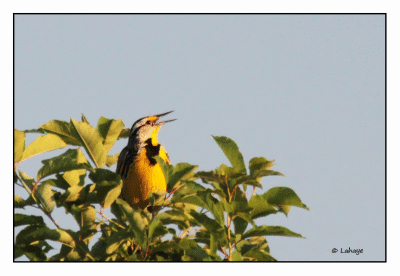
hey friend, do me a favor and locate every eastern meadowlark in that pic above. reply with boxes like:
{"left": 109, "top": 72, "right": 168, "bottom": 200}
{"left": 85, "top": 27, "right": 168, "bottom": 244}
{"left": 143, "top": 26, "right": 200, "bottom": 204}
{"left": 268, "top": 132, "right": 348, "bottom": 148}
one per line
{"left": 116, "top": 111, "right": 175, "bottom": 209}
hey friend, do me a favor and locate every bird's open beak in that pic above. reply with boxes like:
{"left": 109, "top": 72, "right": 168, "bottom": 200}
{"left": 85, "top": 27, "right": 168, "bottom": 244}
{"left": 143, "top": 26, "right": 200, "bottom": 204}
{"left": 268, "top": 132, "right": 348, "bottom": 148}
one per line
{"left": 154, "top": 110, "right": 177, "bottom": 126}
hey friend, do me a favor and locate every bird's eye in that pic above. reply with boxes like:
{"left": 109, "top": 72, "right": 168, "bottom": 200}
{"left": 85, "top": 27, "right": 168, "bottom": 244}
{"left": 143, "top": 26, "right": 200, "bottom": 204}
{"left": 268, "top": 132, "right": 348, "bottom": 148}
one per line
{"left": 146, "top": 120, "right": 151, "bottom": 125}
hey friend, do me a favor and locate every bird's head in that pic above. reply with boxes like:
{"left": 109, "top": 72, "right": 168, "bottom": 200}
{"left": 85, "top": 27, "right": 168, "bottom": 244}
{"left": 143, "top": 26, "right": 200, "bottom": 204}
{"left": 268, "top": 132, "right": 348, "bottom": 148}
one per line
{"left": 128, "top": 110, "right": 176, "bottom": 146}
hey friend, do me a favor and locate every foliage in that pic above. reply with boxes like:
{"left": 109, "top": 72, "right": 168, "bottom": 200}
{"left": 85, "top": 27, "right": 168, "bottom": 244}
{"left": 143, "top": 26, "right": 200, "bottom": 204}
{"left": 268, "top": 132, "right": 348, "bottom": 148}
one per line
{"left": 14, "top": 116, "right": 309, "bottom": 261}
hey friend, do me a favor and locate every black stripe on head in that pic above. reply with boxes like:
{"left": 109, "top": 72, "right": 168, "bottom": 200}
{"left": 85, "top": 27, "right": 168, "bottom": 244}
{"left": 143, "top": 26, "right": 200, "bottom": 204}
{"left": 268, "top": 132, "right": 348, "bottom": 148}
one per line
{"left": 129, "top": 117, "right": 148, "bottom": 141}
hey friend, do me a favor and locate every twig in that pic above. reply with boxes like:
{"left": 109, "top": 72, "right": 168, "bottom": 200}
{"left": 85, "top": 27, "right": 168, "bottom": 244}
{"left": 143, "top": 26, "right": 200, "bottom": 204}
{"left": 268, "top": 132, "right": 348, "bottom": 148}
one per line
{"left": 232, "top": 237, "right": 244, "bottom": 250}
{"left": 179, "top": 227, "right": 191, "bottom": 238}
{"left": 15, "top": 183, "right": 24, "bottom": 189}
{"left": 43, "top": 210, "right": 61, "bottom": 229}
{"left": 96, "top": 210, "right": 126, "bottom": 229}
{"left": 220, "top": 245, "right": 230, "bottom": 261}
{"left": 229, "top": 185, "right": 240, "bottom": 201}
{"left": 227, "top": 216, "right": 232, "bottom": 258}
{"left": 227, "top": 216, "right": 233, "bottom": 229}
{"left": 252, "top": 186, "right": 257, "bottom": 196}
{"left": 17, "top": 176, "right": 61, "bottom": 229}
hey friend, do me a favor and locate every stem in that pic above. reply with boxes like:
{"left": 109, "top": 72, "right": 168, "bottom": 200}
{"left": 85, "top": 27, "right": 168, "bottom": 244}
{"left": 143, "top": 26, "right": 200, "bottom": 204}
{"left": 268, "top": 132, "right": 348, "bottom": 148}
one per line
{"left": 96, "top": 210, "right": 126, "bottom": 229}
{"left": 226, "top": 182, "right": 231, "bottom": 203}
{"left": 232, "top": 237, "right": 244, "bottom": 250}
{"left": 252, "top": 186, "right": 257, "bottom": 196}
{"left": 18, "top": 177, "right": 60, "bottom": 229}
{"left": 227, "top": 216, "right": 232, "bottom": 259}
{"left": 229, "top": 185, "right": 239, "bottom": 200}
{"left": 220, "top": 245, "right": 229, "bottom": 260}
{"left": 85, "top": 252, "right": 95, "bottom": 261}
{"left": 44, "top": 211, "right": 61, "bottom": 229}
{"left": 15, "top": 183, "right": 24, "bottom": 189}
{"left": 179, "top": 227, "right": 191, "bottom": 238}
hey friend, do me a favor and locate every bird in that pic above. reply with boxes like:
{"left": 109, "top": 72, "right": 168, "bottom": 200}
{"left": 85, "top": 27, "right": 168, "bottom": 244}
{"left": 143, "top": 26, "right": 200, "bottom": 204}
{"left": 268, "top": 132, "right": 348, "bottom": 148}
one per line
{"left": 116, "top": 111, "right": 176, "bottom": 210}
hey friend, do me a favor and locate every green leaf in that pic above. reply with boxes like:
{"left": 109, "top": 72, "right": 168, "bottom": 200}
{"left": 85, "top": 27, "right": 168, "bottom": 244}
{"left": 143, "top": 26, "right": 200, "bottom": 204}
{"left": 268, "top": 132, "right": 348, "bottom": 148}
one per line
{"left": 148, "top": 190, "right": 167, "bottom": 207}
{"left": 115, "top": 198, "right": 148, "bottom": 248}
{"left": 89, "top": 168, "right": 121, "bottom": 183}
{"left": 43, "top": 176, "right": 70, "bottom": 191}
{"left": 14, "top": 195, "right": 27, "bottom": 208}
{"left": 91, "top": 237, "right": 108, "bottom": 258}
{"left": 177, "top": 190, "right": 224, "bottom": 226}
{"left": 14, "top": 171, "right": 19, "bottom": 184}
{"left": 212, "top": 136, "right": 246, "bottom": 173}
{"left": 16, "top": 242, "right": 49, "bottom": 261}
{"left": 155, "top": 210, "right": 191, "bottom": 230}
{"left": 148, "top": 216, "right": 168, "bottom": 242}
{"left": 189, "top": 211, "right": 222, "bottom": 233}
{"left": 223, "top": 188, "right": 251, "bottom": 217}
{"left": 79, "top": 206, "right": 97, "bottom": 228}
{"left": 154, "top": 238, "right": 196, "bottom": 254}
{"left": 69, "top": 204, "right": 100, "bottom": 244}
{"left": 14, "top": 214, "right": 45, "bottom": 227}
{"left": 97, "top": 117, "right": 125, "bottom": 153}
{"left": 89, "top": 169, "right": 123, "bottom": 208}
{"left": 247, "top": 236, "right": 270, "bottom": 253}
{"left": 195, "top": 170, "right": 224, "bottom": 183}
{"left": 129, "top": 212, "right": 149, "bottom": 248}
{"left": 216, "top": 164, "right": 245, "bottom": 180}
{"left": 231, "top": 250, "right": 243, "bottom": 261}
{"left": 23, "top": 128, "right": 46, "bottom": 134}
{"left": 154, "top": 156, "right": 173, "bottom": 184}
{"left": 233, "top": 216, "right": 248, "bottom": 236}
{"left": 242, "top": 225, "right": 304, "bottom": 239}
{"left": 37, "top": 148, "right": 91, "bottom": 181}
{"left": 106, "top": 153, "right": 119, "bottom": 167}
{"left": 199, "top": 191, "right": 225, "bottom": 225}
{"left": 172, "top": 180, "right": 206, "bottom": 201}
{"left": 118, "top": 128, "right": 130, "bottom": 139}
{"left": 235, "top": 239, "right": 256, "bottom": 255}
{"left": 16, "top": 225, "right": 76, "bottom": 248}
{"left": 249, "top": 157, "right": 275, "bottom": 176}
{"left": 13, "top": 245, "right": 25, "bottom": 260}
{"left": 62, "top": 169, "right": 87, "bottom": 187}
{"left": 263, "top": 186, "right": 309, "bottom": 211}
{"left": 106, "top": 229, "right": 129, "bottom": 254}
{"left": 34, "top": 182, "right": 56, "bottom": 213}
{"left": 71, "top": 118, "right": 107, "bottom": 168}
{"left": 242, "top": 248, "right": 276, "bottom": 261}
{"left": 81, "top": 113, "right": 89, "bottom": 124}
{"left": 209, "top": 232, "right": 219, "bottom": 255}
{"left": 20, "top": 134, "right": 68, "bottom": 163}
{"left": 167, "top": 163, "right": 198, "bottom": 192}
{"left": 39, "top": 120, "right": 82, "bottom": 145}
{"left": 103, "top": 181, "right": 122, "bottom": 209}
{"left": 253, "top": 169, "right": 285, "bottom": 178}
{"left": 18, "top": 170, "right": 35, "bottom": 190}
{"left": 225, "top": 188, "right": 255, "bottom": 234}
{"left": 61, "top": 185, "right": 85, "bottom": 202}
{"left": 14, "top": 129, "right": 25, "bottom": 163}
{"left": 241, "top": 179, "right": 262, "bottom": 188}
{"left": 188, "top": 210, "right": 227, "bottom": 253}
{"left": 277, "top": 205, "right": 291, "bottom": 216}
{"left": 237, "top": 236, "right": 275, "bottom": 261}
{"left": 248, "top": 195, "right": 278, "bottom": 219}
{"left": 184, "top": 248, "right": 212, "bottom": 261}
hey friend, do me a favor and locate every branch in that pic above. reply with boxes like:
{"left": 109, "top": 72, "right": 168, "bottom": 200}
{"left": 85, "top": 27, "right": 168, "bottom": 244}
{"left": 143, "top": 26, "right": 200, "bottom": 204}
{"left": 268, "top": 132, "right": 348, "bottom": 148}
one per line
{"left": 96, "top": 210, "right": 126, "bottom": 229}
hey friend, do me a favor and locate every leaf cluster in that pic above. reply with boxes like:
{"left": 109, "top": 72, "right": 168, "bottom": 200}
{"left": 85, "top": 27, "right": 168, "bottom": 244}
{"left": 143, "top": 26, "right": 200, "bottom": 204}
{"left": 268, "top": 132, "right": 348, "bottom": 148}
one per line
{"left": 14, "top": 116, "right": 308, "bottom": 261}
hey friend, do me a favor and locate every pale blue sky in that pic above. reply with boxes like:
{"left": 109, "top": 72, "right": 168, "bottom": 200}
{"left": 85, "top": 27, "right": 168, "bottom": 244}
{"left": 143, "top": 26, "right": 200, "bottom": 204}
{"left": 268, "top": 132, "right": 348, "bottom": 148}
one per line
{"left": 14, "top": 14, "right": 385, "bottom": 261}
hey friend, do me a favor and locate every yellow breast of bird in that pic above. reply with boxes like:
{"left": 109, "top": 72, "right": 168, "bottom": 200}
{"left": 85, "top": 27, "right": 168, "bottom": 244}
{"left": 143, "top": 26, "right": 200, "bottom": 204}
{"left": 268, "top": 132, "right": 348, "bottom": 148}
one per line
{"left": 122, "top": 147, "right": 169, "bottom": 209}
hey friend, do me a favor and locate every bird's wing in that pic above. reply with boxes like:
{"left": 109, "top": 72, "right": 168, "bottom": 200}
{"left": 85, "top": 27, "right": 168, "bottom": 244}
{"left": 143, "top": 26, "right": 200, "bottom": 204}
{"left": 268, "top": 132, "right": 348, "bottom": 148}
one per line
{"left": 116, "top": 146, "right": 131, "bottom": 179}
